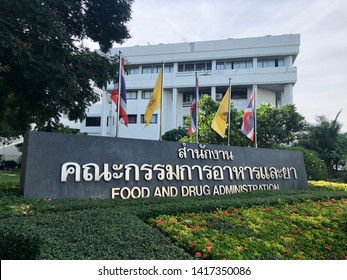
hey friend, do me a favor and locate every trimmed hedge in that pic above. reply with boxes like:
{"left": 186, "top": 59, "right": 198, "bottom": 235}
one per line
{"left": 0, "top": 207, "right": 192, "bottom": 260}
{"left": 1, "top": 183, "right": 347, "bottom": 259}
{"left": 0, "top": 226, "right": 41, "bottom": 259}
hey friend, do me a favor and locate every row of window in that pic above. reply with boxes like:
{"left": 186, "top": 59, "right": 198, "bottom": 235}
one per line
{"left": 178, "top": 62, "right": 212, "bottom": 72}
{"left": 85, "top": 114, "right": 158, "bottom": 127}
{"left": 128, "top": 58, "right": 286, "bottom": 74}
{"left": 216, "top": 60, "right": 253, "bottom": 70}
{"left": 129, "top": 64, "right": 174, "bottom": 74}
{"left": 110, "top": 88, "right": 248, "bottom": 102}
{"left": 127, "top": 114, "right": 157, "bottom": 124}
{"left": 216, "top": 59, "right": 285, "bottom": 70}
{"left": 108, "top": 90, "right": 152, "bottom": 100}
{"left": 114, "top": 90, "right": 248, "bottom": 102}
{"left": 182, "top": 90, "right": 247, "bottom": 104}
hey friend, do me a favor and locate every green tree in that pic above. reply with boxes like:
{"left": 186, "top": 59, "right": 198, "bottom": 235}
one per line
{"left": 256, "top": 104, "right": 306, "bottom": 148}
{"left": 39, "top": 123, "right": 81, "bottom": 134}
{"left": 162, "top": 126, "right": 187, "bottom": 142}
{"left": 298, "top": 111, "right": 347, "bottom": 175}
{"left": 163, "top": 98, "right": 306, "bottom": 148}
{"left": 179, "top": 95, "right": 218, "bottom": 144}
{"left": 176, "top": 95, "right": 249, "bottom": 146}
{"left": 0, "top": 0, "right": 133, "bottom": 137}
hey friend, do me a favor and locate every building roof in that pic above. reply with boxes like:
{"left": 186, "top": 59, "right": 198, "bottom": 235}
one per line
{"left": 110, "top": 34, "right": 300, "bottom": 64}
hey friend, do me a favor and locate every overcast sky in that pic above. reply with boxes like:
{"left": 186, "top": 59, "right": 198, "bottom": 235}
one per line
{"left": 106, "top": 0, "right": 347, "bottom": 132}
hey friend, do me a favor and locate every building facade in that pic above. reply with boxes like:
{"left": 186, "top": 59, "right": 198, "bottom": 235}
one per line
{"left": 80, "top": 34, "right": 300, "bottom": 140}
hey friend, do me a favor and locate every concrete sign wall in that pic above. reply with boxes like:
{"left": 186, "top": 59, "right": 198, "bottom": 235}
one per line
{"left": 21, "top": 132, "right": 308, "bottom": 199}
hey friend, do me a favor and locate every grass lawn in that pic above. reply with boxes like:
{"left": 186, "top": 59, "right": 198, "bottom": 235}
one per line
{"left": 0, "top": 171, "right": 20, "bottom": 184}
{"left": 0, "top": 174, "right": 346, "bottom": 260}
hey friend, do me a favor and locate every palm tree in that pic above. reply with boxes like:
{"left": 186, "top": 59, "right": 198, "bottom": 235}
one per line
{"left": 299, "top": 110, "right": 346, "bottom": 176}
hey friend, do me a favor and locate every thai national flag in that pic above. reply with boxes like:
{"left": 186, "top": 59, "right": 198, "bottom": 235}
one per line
{"left": 188, "top": 75, "right": 199, "bottom": 135}
{"left": 241, "top": 88, "right": 255, "bottom": 141}
{"left": 111, "top": 57, "right": 128, "bottom": 126}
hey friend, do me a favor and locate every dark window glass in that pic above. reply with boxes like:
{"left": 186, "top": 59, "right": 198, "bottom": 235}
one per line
{"left": 128, "top": 114, "right": 137, "bottom": 124}
{"left": 85, "top": 117, "right": 101, "bottom": 127}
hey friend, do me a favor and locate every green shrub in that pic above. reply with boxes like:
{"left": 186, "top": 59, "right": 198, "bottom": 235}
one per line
{"left": 1, "top": 182, "right": 347, "bottom": 259}
{"left": 0, "top": 207, "right": 193, "bottom": 260}
{"left": 332, "top": 171, "right": 347, "bottom": 183}
{"left": 150, "top": 198, "right": 347, "bottom": 260}
{"left": 162, "top": 126, "right": 187, "bottom": 141}
{"left": 278, "top": 146, "right": 328, "bottom": 180}
{"left": 0, "top": 227, "right": 41, "bottom": 259}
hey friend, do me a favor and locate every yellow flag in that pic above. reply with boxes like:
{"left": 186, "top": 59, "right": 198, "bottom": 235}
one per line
{"left": 211, "top": 88, "right": 230, "bottom": 138}
{"left": 144, "top": 69, "right": 163, "bottom": 127}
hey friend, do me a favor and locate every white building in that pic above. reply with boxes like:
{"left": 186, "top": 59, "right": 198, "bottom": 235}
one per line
{"left": 80, "top": 34, "right": 300, "bottom": 140}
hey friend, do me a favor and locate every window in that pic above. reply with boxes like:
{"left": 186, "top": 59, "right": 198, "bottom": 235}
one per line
{"left": 185, "top": 63, "right": 194, "bottom": 72}
{"left": 142, "top": 65, "right": 162, "bottom": 74}
{"left": 128, "top": 114, "right": 137, "bottom": 124}
{"left": 277, "top": 58, "right": 284, "bottom": 67}
{"left": 142, "top": 66, "right": 152, "bottom": 74}
{"left": 126, "top": 91, "right": 138, "bottom": 100}
{"left": 195, "top": 63, "right": 205, "bottom": 71}
{"left": 129, "top": 67, "right": 139, "bottom": 75}
{"left": 141, "top": 114, "right": 157, "bottom": 124}
{"left": 231, "top": 89, "right": 247, "bottom": 99}
{"left": 164, "top": 64, "right": 174, "bottom": 73}
{"left": 152, "top": 66, "right": 161, "bottom": 73}
{"left": 264, "top": 59, "right": 275, "bottom": 67}
{"left": 216, "top": 60, "right": 252, "bottom": 70}
{"left": 85, "top": 117, "right": 101, "bottom": 127}
{"left": 178, "top": 61, "right": 212, "bottom": 72}
{"left": 246, "top": 61, "right": 253, "bottom": 68}
{"left": 233, "top": 61, "right": 248, "bottom": 69}
{"left": 225, "top": 61, "right": 232, "bottom": 69}
{"left": 216, "top": 62, "right": 224, "bottom": 70}
{"left": 183, "top": 93, "right": 193, "bottom": 106}
{"left": 141, "top": 91, "right": 152, "bottom": 99}
{"left": 258, "top": 58, "right": 284, "bottom": 68}
{"left": 183, "top": 93, "right": 193, "bottom": 103}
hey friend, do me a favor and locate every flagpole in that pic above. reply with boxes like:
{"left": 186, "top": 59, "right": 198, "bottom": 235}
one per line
{"left": 254, "top": 85, "right": 258, "bottom": 148}
{"left": 227, "top": 78, "right": 232, "bottom": 146}
{"left": 115, "top": 51, "right": 122, "bottom": 138}
{"left": 159, "top": 62, "right": 164, "bottom": 141}
{"left": 195, "top": 72, "right": 199, "bottom": 143}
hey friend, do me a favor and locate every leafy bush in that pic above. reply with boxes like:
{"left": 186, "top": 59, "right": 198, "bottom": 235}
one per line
{"left": 1, "top": 181, "right": 347, "bottom": 259}
{"left": 162, "top": 126, "right": 188, "bottom": 142}
{"left": 278, "top": 146, "right": 328, "bottom": 180}
{"left": 332, "top": 171, "right": 347, "bottom": 183}
{"left": 149, "top": 198, "right": 347, "bottom": 260}
{"left": 0, "top": 224, "right": 41, "bottom": 259}
{"left": 0, "top": 203, "right": 192, "bottom": 260}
